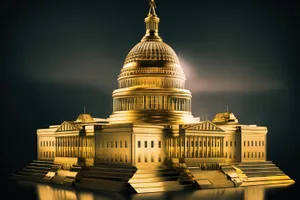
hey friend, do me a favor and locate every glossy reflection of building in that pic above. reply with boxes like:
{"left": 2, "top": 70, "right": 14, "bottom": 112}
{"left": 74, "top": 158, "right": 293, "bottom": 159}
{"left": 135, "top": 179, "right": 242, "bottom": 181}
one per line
{"left": 17, "top": 0, "right": 294, "bottom": 194}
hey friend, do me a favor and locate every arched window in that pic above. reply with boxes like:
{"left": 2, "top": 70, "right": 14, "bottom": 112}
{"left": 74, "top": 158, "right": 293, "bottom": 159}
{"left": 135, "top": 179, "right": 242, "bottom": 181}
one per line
{"left": 145, "top": 141, "right": 147, "bottom": 148}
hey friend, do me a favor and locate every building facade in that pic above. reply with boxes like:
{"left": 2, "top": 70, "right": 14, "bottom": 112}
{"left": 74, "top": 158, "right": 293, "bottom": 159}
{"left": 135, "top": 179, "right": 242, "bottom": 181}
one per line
{"left": 16, "top": 0, "right": 294, "bottom": 193}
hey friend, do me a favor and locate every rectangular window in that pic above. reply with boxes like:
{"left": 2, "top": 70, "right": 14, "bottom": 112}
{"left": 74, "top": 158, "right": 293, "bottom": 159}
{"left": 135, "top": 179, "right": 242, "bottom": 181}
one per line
{"left": 107, "top": 141, "right": 109, "bottom": 148}
{"left": 52, "top": 141, "right": 54, "bottom": 146}
{"left": 259, "top": 141, "right": 261, "bottom": 146}
{"left": 125, "top": 141, "right": 128, "bottom": 148}
{"left": 41, "top": 141, "right": 43, "bottom": 147}
{"left": 192, "top": 141, "right": 194, "bottom": 147}
{"left": 244, "top": 152, "right": 246, "bottom": 158}
{"left": 138, "top": 141, "right": 141, "bottom": 148}
{"left": 145, "top": 141, "right": 147, "bottom": 148}
{"left": 226, "top": 141, "right": 228, "bottom": 147}
{"left": 111, "top": 141, "right": 113, "bottom": 148}
{"left": 248, "top": 141, "right": 250, "bottom": 146}
{"left": 255, "top": 141, "right": 257, "bottom": 146}
{"left": 262, "top": 141, "right": 264, "bottom": 146}
{"left": 187, "top": 141, "right": 189, "bottom": 147}
{"left": 138, "top": 155, "right": 141, "bottom": 162}
{"left": 230, "top": 141, "right": 232, "bottom": 147}
{"left": 158, "top": 155, "right": 161, "bottom": 162}
{"left": 251, "top": 141, "right": 253, "bottom": 146}
{"left": 200, "top": 141, "right": 202, "bottom": 147}
{"left": 46, "top": 141, "right": 48, "bottom": 146}
{"left": 158, "top": 141, "right": 161, "bottom": 148}
{"left": 258, "top": 152, "right": 260, "bottom": 158}
{"left": 120, "top": 141, "right": 122, "bottom": 148}
{"left": 144, "top": 154, "right": 148, "bottom": 162}
{"left": 244, "top": 141, "right": 246, "bottom": 146}
{"left": 151, "top": 141, "right": 154, "bottom": 148}
{"left": 204, "top": 141, "right": 206, "bottom": 147}
{"left": 125, "top": 155, "right": 128, "bottom": 162}
{"left": 234, "top": 141, "right": 236, "bottom": 147}
{"left": 262, "top": 152, "right": 264, "bottom": 157}
{"left": 208, "top": 141, "right": 210, "bottom": 147}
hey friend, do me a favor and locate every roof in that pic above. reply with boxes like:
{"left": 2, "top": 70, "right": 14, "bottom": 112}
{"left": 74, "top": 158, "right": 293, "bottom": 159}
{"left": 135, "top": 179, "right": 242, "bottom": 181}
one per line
{"left": 212, "top": 112, "right": 239, "bottom": 125}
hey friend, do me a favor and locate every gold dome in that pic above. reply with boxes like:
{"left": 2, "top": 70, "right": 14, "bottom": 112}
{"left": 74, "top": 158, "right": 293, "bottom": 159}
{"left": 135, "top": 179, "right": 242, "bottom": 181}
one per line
{"left": 124, "top": 40, "right": 180, "bottom": 66}
{"left": 108, "top": 0, "right": 195, "bottom": 125}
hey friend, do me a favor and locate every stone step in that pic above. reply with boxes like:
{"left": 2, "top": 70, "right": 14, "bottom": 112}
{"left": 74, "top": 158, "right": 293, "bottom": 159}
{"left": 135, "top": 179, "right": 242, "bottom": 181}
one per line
{"left": 80, "top": 174, "right": 131, "bottom": 182}
{"left": 17, "top": 171, "right": 46, "bottom": 177}
{"left": 32, "top": 160, "right": 54, "bottom": 164}
{"left": 133, "top": 184, "right": 190, "bottom": 193}
{"left": 131, "top": 173, "right": 179, "bottom": 179}
{"left": 23, "top": 168, "right": 49, "bottom": 173}
{"left": 131, "top": 180, "right": 181, "bottom": 188}
{"left": 129, "top": 176, "right": 179, "bottom": 183}
{"left": 25, "top": 165, "right": 52, "bottom": 170}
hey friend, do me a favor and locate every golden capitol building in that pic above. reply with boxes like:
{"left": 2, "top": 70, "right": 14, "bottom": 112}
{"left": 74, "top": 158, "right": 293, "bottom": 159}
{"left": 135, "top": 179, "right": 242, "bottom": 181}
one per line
{"left": 14, "top": 0, "right": 294, "bottom": 193}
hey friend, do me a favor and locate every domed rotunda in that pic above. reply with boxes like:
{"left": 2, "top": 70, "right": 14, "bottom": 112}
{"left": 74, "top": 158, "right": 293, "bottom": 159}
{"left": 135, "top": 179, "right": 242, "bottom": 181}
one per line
{"left": 108, "top": 1, "right": 196, "bottom": 124}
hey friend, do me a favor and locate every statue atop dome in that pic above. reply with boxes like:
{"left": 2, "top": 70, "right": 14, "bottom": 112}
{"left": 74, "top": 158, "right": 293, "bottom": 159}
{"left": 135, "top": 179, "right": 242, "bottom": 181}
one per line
{"left": 148, "top": 0, "right": 157, "bottom": 16}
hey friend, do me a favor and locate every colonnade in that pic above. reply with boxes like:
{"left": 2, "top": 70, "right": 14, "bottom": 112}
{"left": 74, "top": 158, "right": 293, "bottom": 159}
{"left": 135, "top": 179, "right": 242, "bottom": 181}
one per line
{"left": 55, "top": 136, "right": 94, "bottom": 158}
{"left": 113, "top": 96, "right": 191, "bottom": 112}
{"left": 166, "top": 135, "right": 224, "bottom": 159}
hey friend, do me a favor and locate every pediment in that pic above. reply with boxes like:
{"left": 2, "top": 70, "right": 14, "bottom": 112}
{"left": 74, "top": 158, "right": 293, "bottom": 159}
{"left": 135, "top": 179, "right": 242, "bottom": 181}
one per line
{"left": 56, "top": 121, "right": 81, "bottom": 132}
{"left": 181, "top": 121, "right": 224, "bottom": 132}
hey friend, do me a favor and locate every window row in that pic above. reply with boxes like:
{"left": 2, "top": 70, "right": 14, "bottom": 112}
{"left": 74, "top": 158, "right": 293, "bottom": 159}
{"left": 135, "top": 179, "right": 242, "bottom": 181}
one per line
{"left": 224, "top": 152, "right": 237, "bottom": 159}
{"left": 225, "top": 141, "right": 237, "bottom": 147}
{"left": 137, "top": 154, "right": 162, "bottom": 163}
{"left": 244, "top": 151, "right": 265, "bottom": 158}
{"left": 100, "top": 140, "right": 128, "bottom": 148}
{"left": 138, "top": 141, "right": 161, "bottom": 148}
{"left": 40, "top": 141, "right": 55, "bottom": 147}
{"left": 98, "top": 154, "right": 128, "bottom": 163}
{"left": 113, "top": 96, "right": 191, "bottom": 112}
{"left": 243, "top": 140, "right": 265, "bottom": 147}
{"left": 40, "top": 151, "right": 55, "bottom": 158}
{"left": 118, "top": 77, "right": 185, "bottom": 89}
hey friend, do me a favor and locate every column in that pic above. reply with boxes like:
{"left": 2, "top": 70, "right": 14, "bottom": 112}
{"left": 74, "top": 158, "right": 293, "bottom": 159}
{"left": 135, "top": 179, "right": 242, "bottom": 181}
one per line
{"left": 204, "top": 136, "right": 208, "bottom": 158}
{"left": 197, "top": 136, "right": 200, "bottom": 158}
{"left": 179, "top": 136, "right": 182, "bottom": 158}
{"left": 184, "top": 136, "right": 187, "bottom": 158}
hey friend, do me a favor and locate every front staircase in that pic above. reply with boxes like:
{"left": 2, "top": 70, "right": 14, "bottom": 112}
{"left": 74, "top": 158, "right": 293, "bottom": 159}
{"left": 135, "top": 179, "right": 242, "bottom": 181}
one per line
{"left": 233, "top": 161, "right": 295, "bottom": 186}
{"left": 12, "top": 160, "right": 61, "bottom": 182}
{"left": 75, "top": 164, "right": 137, "bottom": 192}
{"left": 129, "top": 164, "right": 194, "bottom": 193}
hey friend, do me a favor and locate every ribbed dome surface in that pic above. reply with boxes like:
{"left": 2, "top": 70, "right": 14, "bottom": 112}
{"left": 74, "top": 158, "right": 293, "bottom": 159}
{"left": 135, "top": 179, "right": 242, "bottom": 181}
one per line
{"left": 124, "top": 40, "right": 180, "bottom": 65}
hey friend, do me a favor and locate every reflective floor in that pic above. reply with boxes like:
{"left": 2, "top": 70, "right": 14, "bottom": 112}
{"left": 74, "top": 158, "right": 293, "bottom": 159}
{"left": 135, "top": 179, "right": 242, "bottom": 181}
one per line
{"left": 5, "top": 180, "right": 296, "bottom": 200}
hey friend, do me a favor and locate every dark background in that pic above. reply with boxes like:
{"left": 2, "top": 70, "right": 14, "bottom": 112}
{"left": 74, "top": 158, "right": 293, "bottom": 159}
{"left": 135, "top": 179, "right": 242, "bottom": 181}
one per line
{"left": 2, "top": 0, "right": 298, "bottom": 193}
